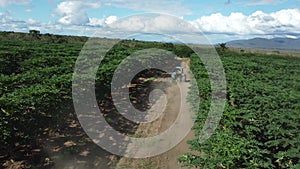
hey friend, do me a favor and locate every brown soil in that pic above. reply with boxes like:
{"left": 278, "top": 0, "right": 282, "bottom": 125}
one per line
{"left": 1, "top": 113, "right": 119, "bottom": 169}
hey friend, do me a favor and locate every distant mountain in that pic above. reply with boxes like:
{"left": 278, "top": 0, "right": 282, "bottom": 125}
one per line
{"left": 226, "top": 37, "right": 300, "bottom": 51}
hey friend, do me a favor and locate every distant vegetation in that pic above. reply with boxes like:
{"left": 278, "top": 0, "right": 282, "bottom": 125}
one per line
{"left": 0, "top": 31, "right": 299, "bottom": 168}
{"left": 0, "top": 31, "right": 88, "bottom": 44}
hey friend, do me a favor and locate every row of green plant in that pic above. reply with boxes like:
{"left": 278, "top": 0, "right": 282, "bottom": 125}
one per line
{"left": 179, "top": 49, "right": 300, "bottom": 168}
{"left": 0, "top": 32, "right": 193, "bottom": 160}
{"left": 0, "top": 39, "right": 82, "bottom": 154}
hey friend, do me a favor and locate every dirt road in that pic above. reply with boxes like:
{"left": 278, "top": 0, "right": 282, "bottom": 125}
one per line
{"left": 158, "top": 59, "right": 196, "bottom": 169}
{"left": 116, "top": 59, "right": 197, "bottom": 169}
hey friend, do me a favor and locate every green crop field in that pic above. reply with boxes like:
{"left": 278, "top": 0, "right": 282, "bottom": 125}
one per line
{"left": 180, "top": 49, "right": 300, "bottom": 168}
{"left": 0, "top": 31, "right": 299, "bottom": 168}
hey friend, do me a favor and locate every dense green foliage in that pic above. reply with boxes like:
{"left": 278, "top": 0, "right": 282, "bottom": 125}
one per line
{"left": 179, "top": 49, "right": 300, "bottom": 168}
{"left": 1, "top": 31, "right": 299, "bottom": 168}
{"left": 0, "top": 32, "right": 192, "bottom": 156}
{"left": 0, "top": 38, "right": 83, "bottom": 149}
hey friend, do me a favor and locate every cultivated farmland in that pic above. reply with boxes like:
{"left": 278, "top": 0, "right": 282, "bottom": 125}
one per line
{"left": 0, "top": 31, "right": 299, "bottom": 168}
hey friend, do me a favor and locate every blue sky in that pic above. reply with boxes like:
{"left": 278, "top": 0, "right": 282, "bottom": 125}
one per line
{"left": 0, "top": 0, "right": 300, "bottom": 43}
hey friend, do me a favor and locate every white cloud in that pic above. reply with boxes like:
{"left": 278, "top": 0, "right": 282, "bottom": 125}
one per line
{"left": 54, "top": 0, "right": 190, "bottom": 27}
{"left": 1, "top": 6, "right": 300, "bottom": 44}
{"left": 0, "top": 12, "right": 13, "bottom": 22}
{"left": 191, "top": 8, "right": 300, "bottom": 36}
{"left": 0, "top": 12, "right": 62, "bottom": 33}
{"left": 106, "top": 14, "right": 197, "bottom": 34}
{"left": 39, "top": 22, "right": 63, "bottom": 34}
{"left": 88, "top": 17, "right": 104, "bottom": 26}
{"left": 0, "top": 11, "right": 109, "bottom": 36}
{"left": 87, "top": 16, "right": 118, "bottom": 27}
{"left": 27, "top": 19, "right": 43, "bottom": 31}
{"left": 285, "top": 35, "right": 297, "bottom": 39}
{"left": 25, "top": 9, "right": 32, "bottom": 13}
{"left": 56, "top": 1, "right": 101, "bottom": 25}
{"left": 105, "top": 16, "right": 117, "bottom": 25}
{"left": 0, "top": 0, "right": 31, "bottom": 6}
{"left": 271, "top": 8, "right": 300, "bottom": 26}
{"left": 95, "top": 14, "right": 205, "bottom": 44}
{"left": 192, "top": 12, "right": 253, "bottom": 34}
{"left": 0, "top": 12, "right": 28, "bottom": 31}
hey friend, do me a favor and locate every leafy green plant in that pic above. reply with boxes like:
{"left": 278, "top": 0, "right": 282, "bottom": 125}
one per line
{"left": 180, "top": 50, "right": 300, "bottom": 168}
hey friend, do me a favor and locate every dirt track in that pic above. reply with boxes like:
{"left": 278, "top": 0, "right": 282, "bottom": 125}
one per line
{"left": 115, "top": 59, "right": 197, "bottom": 169}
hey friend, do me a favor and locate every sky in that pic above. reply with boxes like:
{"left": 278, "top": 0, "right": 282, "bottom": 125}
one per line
{"left": 0, "top": 0, "right": 300, "bottom": 44}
